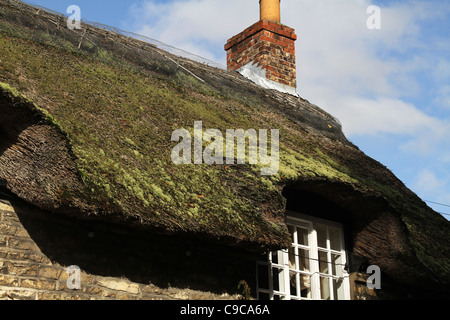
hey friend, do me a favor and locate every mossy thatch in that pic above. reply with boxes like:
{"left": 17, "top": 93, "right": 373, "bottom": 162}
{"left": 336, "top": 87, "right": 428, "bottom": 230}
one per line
{"left": 0, "top": 0, "right": 448, "bottom": 294}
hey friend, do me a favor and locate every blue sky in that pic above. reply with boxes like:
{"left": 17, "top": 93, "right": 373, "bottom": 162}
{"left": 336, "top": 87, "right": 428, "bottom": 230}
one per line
{"left": 21, "top": 0, "right": 450, "bottom": 219}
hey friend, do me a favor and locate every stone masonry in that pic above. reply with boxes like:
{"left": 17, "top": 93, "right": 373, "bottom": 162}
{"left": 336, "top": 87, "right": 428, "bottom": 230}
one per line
{"left": 0, "top": 198, "right": 247, "bottom": 300}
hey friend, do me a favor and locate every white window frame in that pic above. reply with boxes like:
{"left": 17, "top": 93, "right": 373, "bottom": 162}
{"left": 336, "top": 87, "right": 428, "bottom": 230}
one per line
{"left": 256, "top": 211, "right": 351, "bottom": 300}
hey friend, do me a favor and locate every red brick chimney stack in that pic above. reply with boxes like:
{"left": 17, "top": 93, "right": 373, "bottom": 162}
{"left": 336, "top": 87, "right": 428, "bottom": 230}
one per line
{"left": 224, "top": 0, "right": 297, "bottom": 89}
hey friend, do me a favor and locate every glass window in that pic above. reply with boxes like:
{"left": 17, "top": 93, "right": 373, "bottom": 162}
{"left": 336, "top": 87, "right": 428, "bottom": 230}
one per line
{"left": 318, "top": 251, "right": 329, "bottom": 274}
{"left": 297, "top": 227, "right": 309, "bottom": 246}
{"left": 320, "top": 276, "right": 330, "bottom": 300}
{"left": 329, "top": 227, "right": 342, "bottom": 251}
{"left": 256, "top": 214, "right": 350, "bottom": 300}
{"left": 331, "top": 253, "right": 343, "bottom": 277}
{"left": 298, "top": 249, "right": 310, "bottom": 271}
{"left": 316, "top": 224, "right": 327, "bottom": 248}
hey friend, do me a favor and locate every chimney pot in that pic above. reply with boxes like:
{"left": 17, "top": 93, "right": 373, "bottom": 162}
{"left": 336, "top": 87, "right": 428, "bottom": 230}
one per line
{"left": 260, "top": 0, "right": 281, "bottom": 23}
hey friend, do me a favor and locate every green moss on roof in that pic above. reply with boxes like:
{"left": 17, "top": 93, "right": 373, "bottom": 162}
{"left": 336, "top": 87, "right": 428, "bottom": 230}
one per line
{"left": 0, "top": 25, "right": 366, "bottom": 246}
{"left": 0, "top": 33, "right": 289, "bottom": 244}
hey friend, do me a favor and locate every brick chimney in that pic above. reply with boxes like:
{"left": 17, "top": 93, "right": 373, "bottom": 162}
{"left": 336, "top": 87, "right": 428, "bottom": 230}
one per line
{"left": 224, "top": 0, "right": 297, "bottom": 90}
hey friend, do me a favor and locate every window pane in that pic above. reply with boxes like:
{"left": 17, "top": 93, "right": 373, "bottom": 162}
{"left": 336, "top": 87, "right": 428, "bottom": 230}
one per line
{"left": 333, "top": 278, "right": 345, "bottom": 300}
{"left": 318, "top": 251, "right": 329, "bottom": 274}
{"left": 297, "top": 227, "right": 309, "bottom": 246}
{"left": 257, "top": 264, "right": 270, "bottom": 290}
{"left": 316, "top": 224, "right": 327, "bottom": 248}
{"left": 298, "top": 249, "right": 310, "bottom": 272}
{"left": 320, "top": 276, "right": 330, "bottom": 300}
{"left": 289, "top": 271, "right": 298, "bottom": 296}
{"left": 272, "top": 267, "right": 282, "bottom": 292}
{"left": 271, "top": 251, "right": 280, "bottom": 265}
{"left": 300, "top": 274, "right": 312, "bottom": 298}
{"left": 329, "top": 227, "right": 341, "bottom": 251}
{"left": 331, "top": 253, "right": 343, "bottom": 277}
{"left": 272, "top": 249, "right": 288, "bottom": 265}
{"left": 288, "top": 225, "right": 296, "bottom": 244}
{"left": 288, "top": 247, "right": 296, "bottom": 270}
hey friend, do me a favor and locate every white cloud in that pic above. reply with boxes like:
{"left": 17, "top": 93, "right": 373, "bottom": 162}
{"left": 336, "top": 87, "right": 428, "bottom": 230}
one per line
{"left": 431, "top": 59, "right": 450, "bottom": 82}
{"left": 439, "top": 153, "right": 450, "bottom": 164}
{"left": 400, "top": 123, "right": 450, "bottom": 156}
{"left": 317, "top": 94, "right": 440, "bottom": 136}
{"left": 436, "top": 86, "right": 450, "bottom": 108}
{"left": 414, "top": 169, "right": 446, "bottom": 194}
{"left": 124, "top": 0, "right": 257, "bottom": 61}
{"left": 412, "top": 169, "right": 450, "bottom": 214}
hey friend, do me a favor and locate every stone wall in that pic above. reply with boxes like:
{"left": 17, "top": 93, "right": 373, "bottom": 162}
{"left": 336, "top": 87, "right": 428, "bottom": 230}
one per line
{"left": 0, "top": 195, "right": 255, "bottom": 300}
{"left": 349, "top": 273, "right": 377, "bottom": 300}
{"left": 225, "top": 19, "right": 297, "bottom": 88}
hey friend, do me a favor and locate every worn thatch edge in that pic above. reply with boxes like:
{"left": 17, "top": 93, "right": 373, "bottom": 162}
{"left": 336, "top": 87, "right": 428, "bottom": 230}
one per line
{"left": 0, "top": 81, "right": 293, "bottom": 250}
{"left": 0, "top": 82, "right": 56, "bottom": 125}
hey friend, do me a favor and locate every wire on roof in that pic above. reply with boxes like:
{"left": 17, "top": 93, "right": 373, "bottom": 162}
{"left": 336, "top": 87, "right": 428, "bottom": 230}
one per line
{"left": 424, "top": 200, "right": 450, "bottom": 217}
{"left": 425, "top": 200, "right": 450, "bottom": 208}
{"left": 7, "top": 0, "right": 216, "bottom": 83}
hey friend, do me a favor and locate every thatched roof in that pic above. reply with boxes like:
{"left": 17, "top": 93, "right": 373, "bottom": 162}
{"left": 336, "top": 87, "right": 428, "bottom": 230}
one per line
{"left": 0, "top": 0, "right": 449, "bottom": 295}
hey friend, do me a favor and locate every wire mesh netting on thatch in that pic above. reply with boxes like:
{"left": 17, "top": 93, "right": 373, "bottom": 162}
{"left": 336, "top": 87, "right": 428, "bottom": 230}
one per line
{"left": 0, "top": 0, "right": 348, "bottom": 143}
{"left": 0, "top": 0, "right": 225, "bottom": 82}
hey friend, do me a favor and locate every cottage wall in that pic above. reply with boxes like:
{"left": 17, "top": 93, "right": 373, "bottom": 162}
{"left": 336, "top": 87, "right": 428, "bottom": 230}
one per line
{"left": 0, "top": 196, "right": 256, "bottom": 300}
{"left": 0, "top": 193, "right": 381, "bottom": 301}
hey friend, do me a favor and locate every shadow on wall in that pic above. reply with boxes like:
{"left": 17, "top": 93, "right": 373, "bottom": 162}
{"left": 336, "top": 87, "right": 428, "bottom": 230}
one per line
{"left": 4, "top": 190, "right": 258, "bottom": 296}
